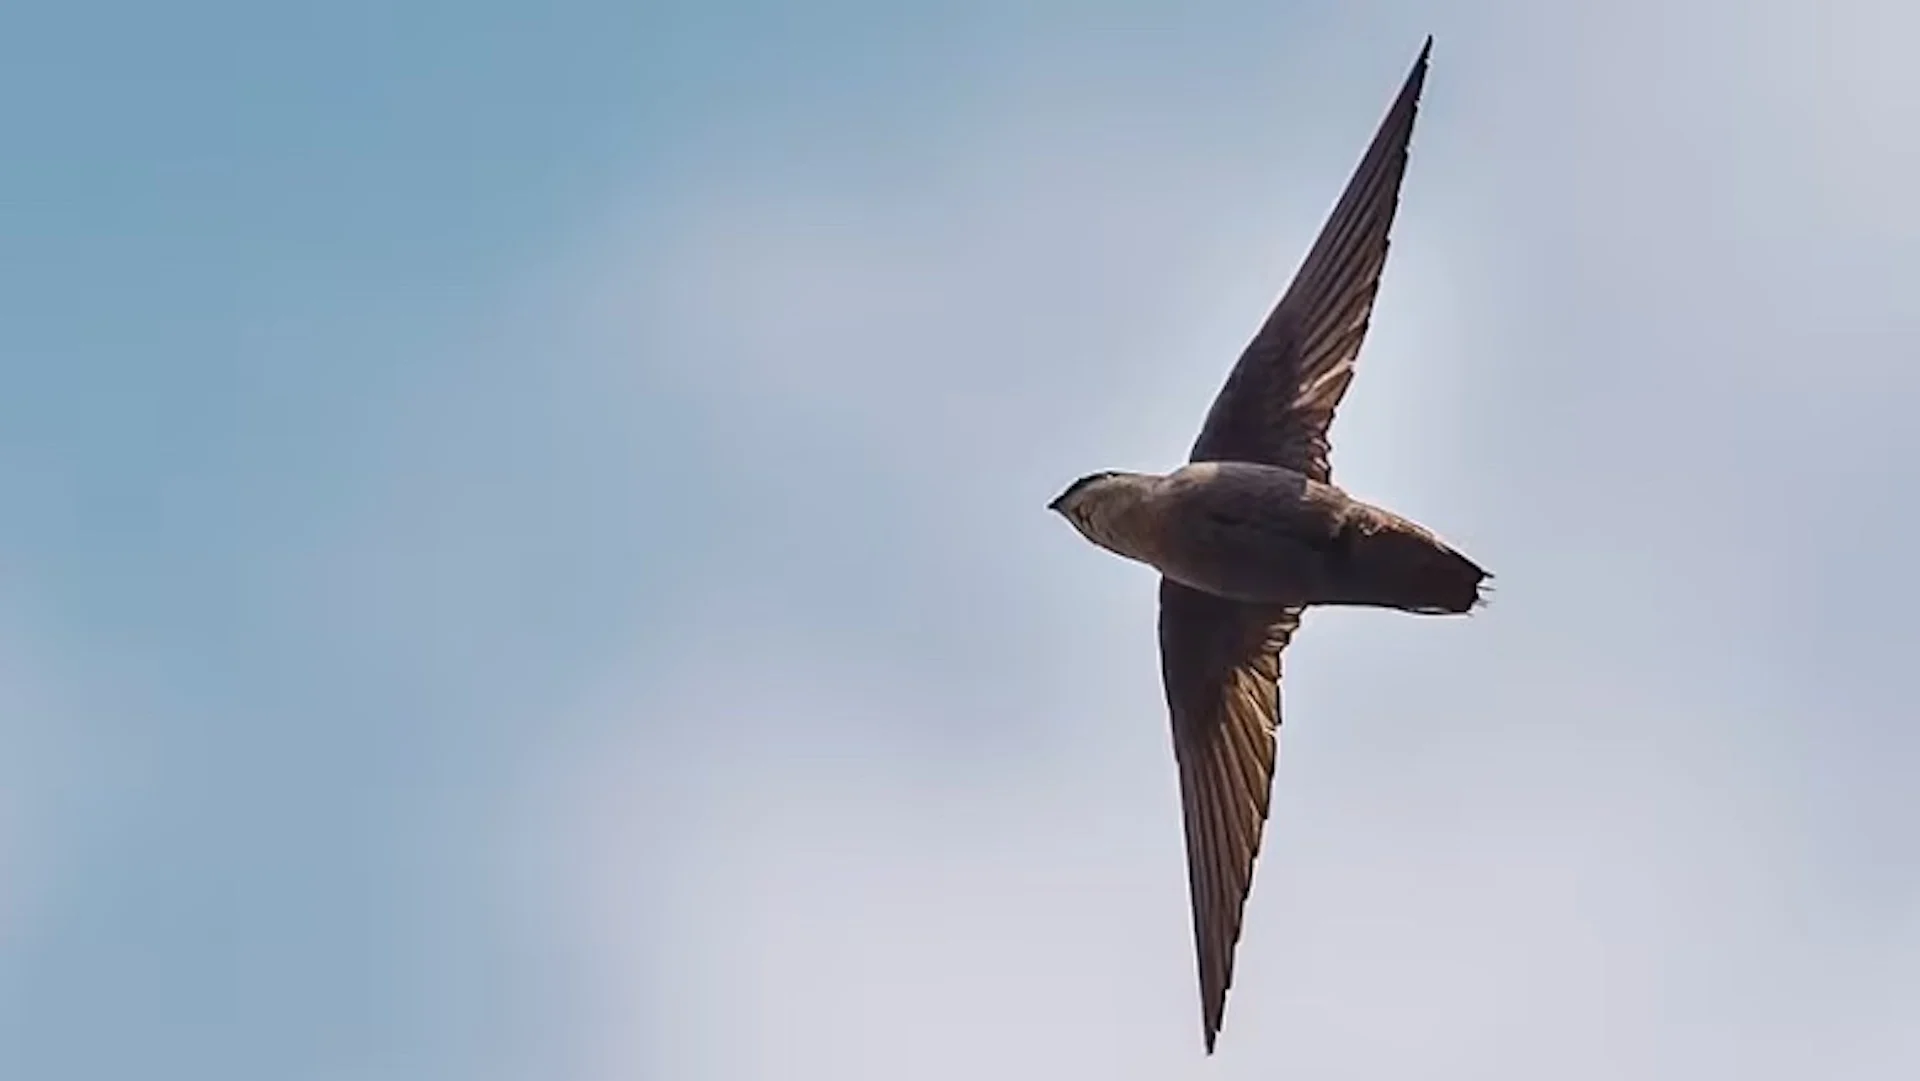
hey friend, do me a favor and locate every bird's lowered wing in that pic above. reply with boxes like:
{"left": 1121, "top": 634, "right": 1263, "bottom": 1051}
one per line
{"left": 1158, "top": 580, "right": 1299, "bottom": 1052}
{"left": 1188, "top": 36, "right": 1430, "bottom": 484}
{"left": 1156, "top": 39, "right": 1432, "bottom": 1052}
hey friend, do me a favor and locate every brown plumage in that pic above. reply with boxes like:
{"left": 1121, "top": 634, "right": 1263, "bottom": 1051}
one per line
{"left": 1047, "top": 37, "right": 1489, "bottom": 1053}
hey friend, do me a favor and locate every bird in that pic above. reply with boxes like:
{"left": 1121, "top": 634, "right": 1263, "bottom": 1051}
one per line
{"left": 1047, "top": 37, "right": 1488, "bottom": 1053}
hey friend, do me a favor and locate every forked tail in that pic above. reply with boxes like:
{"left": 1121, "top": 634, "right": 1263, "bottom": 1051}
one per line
{"left": 1329, "top": 518, "right": 1491, "bottom": 615}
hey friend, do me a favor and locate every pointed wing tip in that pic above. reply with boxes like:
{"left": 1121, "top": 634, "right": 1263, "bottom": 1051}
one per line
{"left": 1403, "top": 36, "right": 1434, "bottom": 104}
{"left": 1196, "top": 957, "right": 1230, "bottom": 1056}
{"left": 1372, "top": 35, "right": 1432, "bottom": 177}
{"left": 1198, "top": 952, "right": 1234, "bottom": 1056}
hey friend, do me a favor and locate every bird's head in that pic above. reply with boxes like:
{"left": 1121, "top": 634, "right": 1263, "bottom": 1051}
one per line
{"left": 1048, "top": 470, "right": 1150, "bottom": 542}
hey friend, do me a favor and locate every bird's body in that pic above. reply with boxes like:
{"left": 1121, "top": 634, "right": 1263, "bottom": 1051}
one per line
{"left": 1046, "top": 37, "right": 1489, "bottom": 1054}
{"left": 1054, "top": 461, "right": 1487, "bottom": 613}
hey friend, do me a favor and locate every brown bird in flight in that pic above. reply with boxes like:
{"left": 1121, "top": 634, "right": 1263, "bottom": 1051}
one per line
{"left": 1048, "top": 38, "right": 1488, "bottom": 1053}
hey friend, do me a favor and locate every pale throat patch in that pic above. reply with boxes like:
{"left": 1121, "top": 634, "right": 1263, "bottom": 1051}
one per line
{"left": 1075, "top": 484, "right": 1155, "bottom": 562}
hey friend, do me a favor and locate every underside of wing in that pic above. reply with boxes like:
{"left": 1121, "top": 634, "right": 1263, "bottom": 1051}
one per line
{"left": 1189, "top": 37, "right": 1432, "bottom": 482}
{"left": 1157, "top": 578, "right": 1301, "bottom": 1052}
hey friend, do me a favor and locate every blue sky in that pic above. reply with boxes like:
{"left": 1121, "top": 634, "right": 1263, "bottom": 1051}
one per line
{"left": 3, "top": 1, "right": 1918, "bottom": 1078}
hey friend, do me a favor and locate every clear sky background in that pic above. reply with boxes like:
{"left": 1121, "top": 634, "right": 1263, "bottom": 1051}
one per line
{"left": 3, "top": 1, "right": 1917, "bottom": 1078}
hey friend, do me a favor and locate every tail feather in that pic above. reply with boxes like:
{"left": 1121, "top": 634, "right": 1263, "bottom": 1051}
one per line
{"left": 1330, "top": 518, "right": 1489, "bottom": 614}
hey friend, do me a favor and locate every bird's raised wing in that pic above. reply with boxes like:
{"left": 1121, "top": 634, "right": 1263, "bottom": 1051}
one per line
{"left": 1157, "top": 578, "right": 1301, "bottom": 1052}
{"left": 1188, "top": 38, "right": 1430, "bottom": 483}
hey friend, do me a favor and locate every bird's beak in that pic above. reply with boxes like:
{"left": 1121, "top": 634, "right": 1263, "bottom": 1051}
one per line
{"left": 1046, "top": 495, "right": 1065, "bottom": 514}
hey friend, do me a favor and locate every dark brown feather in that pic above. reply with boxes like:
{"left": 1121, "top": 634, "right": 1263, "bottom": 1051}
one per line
{"left": 1188, "top": 36, "right": 1430, "bottom": 483}
{"left": 1155, "top": 38, "right": 1432, "bottom": 1053}
{"left": 1159, "top": 579, "right": 1299, "bottom": 1053}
